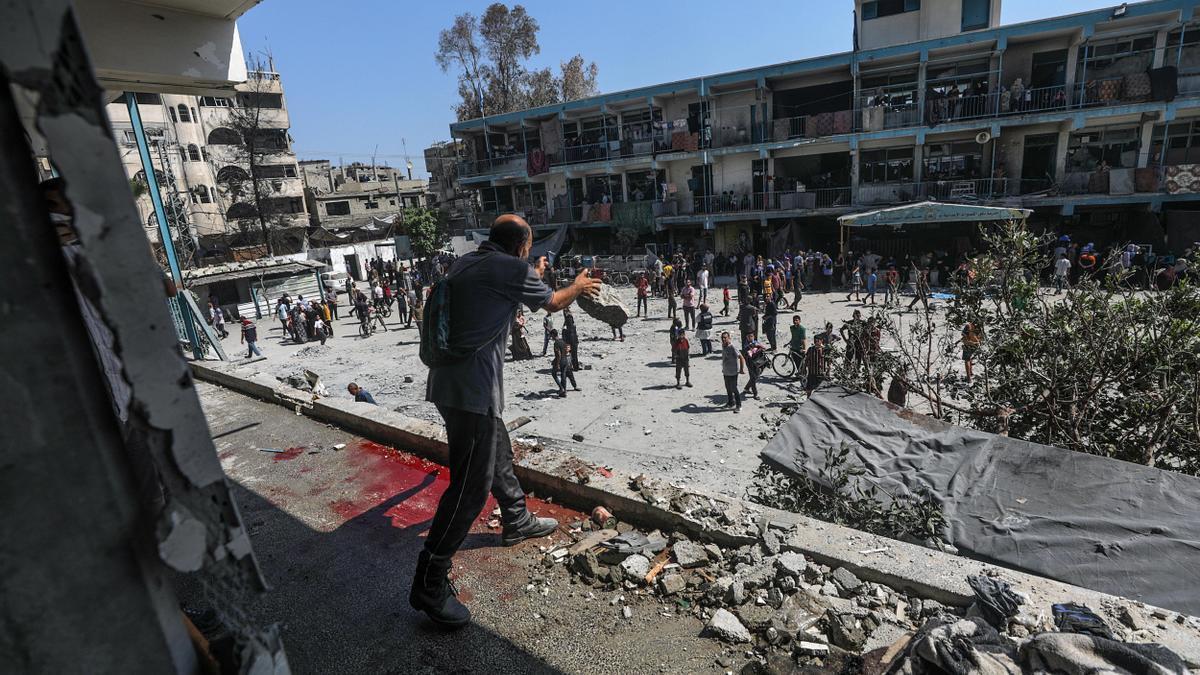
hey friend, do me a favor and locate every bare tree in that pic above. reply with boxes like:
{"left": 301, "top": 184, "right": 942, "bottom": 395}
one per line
{"left": 215, "top": 53, "right": 296, "bottom": 258}
{"left": 435, "top": 4, "right": 599, "bottom": 121}
{"left": 478, "top": 3, "right": 540, "bottom": 114}
{"left": 436, "top": 13, "right": 488, "bottom": 121}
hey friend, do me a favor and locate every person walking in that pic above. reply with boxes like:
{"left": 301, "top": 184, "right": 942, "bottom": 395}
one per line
{"left": 680, "top": 281, "right": 697, "bottom": 329}
{"left": 326, "top": 286, "right": 339, "bottom": 320}
{"left": 741, "top": 333, "right": 765, "bottom": 400}
{"left": 666, "top": 282, "right": 678, "bottom": 320}
{"left": 209, "top": 302, "right": 228, "bottom": 339}
{"left": 239, "top": 318, "right": 262, "bottom": 358}
{"left": 737, "top": 297, "right": 759, "bottom": 347}
{"left": 865, "top": 269, "right": 878, "bottom": 305}
{"left": 846, "top": 264, "right": 862, "bottom": 303}
{"left": 275, "top": 297, "right": 290, "bottom": 337}
{"left": 962, "top": 321, "right": 982, "bottom": 383}
{"left": 1053, "top": 253, "right": 1071, "bottom": 294}
{"left": 907, "top": 267, "right": 930, "bottom": 312}
{"left": 413, "top": 215, "right": 600, "bottom": 628}
{"left": 673, "top": 329, "right": 693, "bottom": 389}
{"left": 562, "top": 309, "right": 580, "bottom": 371}
{"left": 669, "top": 318, "right": 683, "bottom": 364}
{"left": 635, "top": 273, "right": 650, "bottom": 317}
{"left": 762, "top": 297, "right": 778, "bottom": 351}
{"left": 541, "top": 312, "right": 555, "bottom": 356}
{"left": 697, "top": 265, "right": 710, "bottom": 304}
{"left": 696, "top": 304, "right": 714, "bottom": 355}
{"left": 884, "top": 265, "right": 899, "bottom": 306}
{"left": 721, "top": 286, "right": 731, "bottom": 317}
{"left": 550, "top": 330, "right": 578, "bottom": 397}
{"left": 720, "top": 331, "right": 744, "bottom": 413}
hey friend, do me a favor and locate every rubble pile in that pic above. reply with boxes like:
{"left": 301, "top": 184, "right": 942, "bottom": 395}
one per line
{"left": 538, "top": 515, "right": 1195, "bottom": 674}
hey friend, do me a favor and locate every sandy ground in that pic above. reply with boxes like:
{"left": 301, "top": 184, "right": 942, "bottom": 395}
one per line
{"left": 218, "top": 285, "right": 924, "bottom": 499}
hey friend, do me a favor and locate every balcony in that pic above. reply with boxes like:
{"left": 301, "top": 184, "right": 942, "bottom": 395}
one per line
{"left": 458, "top": 153, "right": 527, "bottom": 178}
{"left": 677, "top": 187, "right": 853, "bottom": 215}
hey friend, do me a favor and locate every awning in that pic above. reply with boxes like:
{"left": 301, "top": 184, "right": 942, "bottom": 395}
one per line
{"left": 838, "top": 201, "right": 1030, "bottom": 229}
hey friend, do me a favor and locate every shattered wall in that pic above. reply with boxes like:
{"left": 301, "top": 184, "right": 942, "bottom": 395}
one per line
{"left": 0, "top": 3, "right": 284, "bottom": 672}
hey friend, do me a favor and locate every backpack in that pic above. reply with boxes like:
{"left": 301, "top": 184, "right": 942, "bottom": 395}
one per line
{"left": 419, "top": 253, "right": 500, "bottom": 368}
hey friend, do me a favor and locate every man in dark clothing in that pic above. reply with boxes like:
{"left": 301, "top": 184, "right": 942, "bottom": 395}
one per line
{"left": 413, "top": 215, "right": 600, "bottom": 628}
{"left": 347, "top": 382, "right": 376, "bottom": 405}
{"left": 550, "top": 330, "right": 577, "bottom": 396}
{"left": 737, "top": 299, "right": 758, "bottom": 347}
{"left": 562, "top": 310, "right": 581, "bottom": 371}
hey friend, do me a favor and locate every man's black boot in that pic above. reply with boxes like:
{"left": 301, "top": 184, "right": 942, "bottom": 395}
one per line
{"left": 409, "top": 551, "right": 470, "bottom": 628}
{"left": 502, "top": 516, "right": 558, "bottom": 546}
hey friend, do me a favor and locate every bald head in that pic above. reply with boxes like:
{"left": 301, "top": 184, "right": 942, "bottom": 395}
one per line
{"left": 489, "top": 214, "right": 532, "bottom": 258}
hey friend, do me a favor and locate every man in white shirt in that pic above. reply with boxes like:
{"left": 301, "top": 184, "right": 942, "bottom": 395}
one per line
{"left": 1053, "top": 254, "right": 1071, "bottom": 294}
{"left": 697, "top": 266, "right": 710, "bottom": 303}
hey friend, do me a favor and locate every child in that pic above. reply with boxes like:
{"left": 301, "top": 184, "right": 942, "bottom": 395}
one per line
{"left": 673, "top": 329, "right": 692, "bottom": 389}
{"left": 721, "top": 286, "right": 731, "bottom": 316}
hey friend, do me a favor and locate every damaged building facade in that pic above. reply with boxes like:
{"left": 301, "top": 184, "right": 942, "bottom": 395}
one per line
{"left": 451, "top": 0, "right": 1200, "bottom": 255}
{"left": 105, "top": 67, "right": 308, "bottom": 263}
{"left": 300, "top": 159, "right": 429, "bottom": 245}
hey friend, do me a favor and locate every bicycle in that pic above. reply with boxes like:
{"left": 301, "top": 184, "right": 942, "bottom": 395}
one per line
{"left": 374, "top": 298, "right": 393, "bottom": 318}
{"left": 359, "top": 307, "right": 389, "bottom": 337}
{"left": 771, "top": 350, "right": 806, "bottom": 380}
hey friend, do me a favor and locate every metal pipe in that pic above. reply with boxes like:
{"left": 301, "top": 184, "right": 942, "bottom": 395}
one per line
{"left": 127, "top": 92, "right": 202, "bottom": 359}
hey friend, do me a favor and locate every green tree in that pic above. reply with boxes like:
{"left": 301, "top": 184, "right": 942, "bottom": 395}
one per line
{"left": 840, "top": 221, "right": 1200, "bottom": 475}
{"left": 405, "top": 207, "right": 450, "bottom": 268}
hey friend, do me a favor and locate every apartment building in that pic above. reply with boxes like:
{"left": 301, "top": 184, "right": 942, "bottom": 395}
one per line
{"left": 300, "top": 160, "right": 429, "bottom": 243}
{"left": 449, "top": 0, "right": 1200, "bottom": 256}
{"left": 424, "top": 140, "right": 477, "bottom": 235}
{"left": 106, "top": 69, "right": 308, "bottom": 262}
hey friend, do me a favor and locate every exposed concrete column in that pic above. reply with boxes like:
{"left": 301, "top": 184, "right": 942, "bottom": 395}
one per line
{"left": 917, "top": 50, "right": 929, "bottom": 126}
{"left": 913, "top": 136, "right": 925, "bottom": 185}
{"left": 1137, "top": 118, "right": 1159, "bottom": 169}
{"left": 1154, "top": 28, "right": 1169, "bottom": 69}
{"left": 1064, "top": 25, "right": 1092, "bottom": 106}
{"left": 850, "top": 138, "right": 861, "bottom": 204}
{"left": 1053, "top": 123, "right": 1073, "bottom": 179}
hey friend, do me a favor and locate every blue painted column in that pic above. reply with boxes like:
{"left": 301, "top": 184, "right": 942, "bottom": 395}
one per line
{"left": 127, "top": 93, "right": 203, "bottom": 359}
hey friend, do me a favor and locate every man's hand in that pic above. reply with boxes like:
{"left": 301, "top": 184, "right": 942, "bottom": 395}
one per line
{"left": 533, "top": 255, "right": 549, "bottom": 277}
{"left": 545, "top": 267, "right": 602, "bottom": 312}
{"left": 574, "top": 268, "right": 602, "bottom": 297}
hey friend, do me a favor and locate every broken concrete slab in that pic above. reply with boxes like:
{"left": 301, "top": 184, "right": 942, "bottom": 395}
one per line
{"left": 705, "top": 608, "right": 751, "bottom": 644}
{"left": 575, "top": 283, "right": 629, "bottom": 328}
{"left": 831, "top": 567, "right": 863, "bottom": 596}
{"left": 775, "top": 552, "right": 807, "bottom": 578}
{"left": 658, "top": 573, "right": 686, "bottom": 596}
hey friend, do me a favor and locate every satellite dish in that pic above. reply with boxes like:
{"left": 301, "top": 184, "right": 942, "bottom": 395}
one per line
{"left": 976, "top": 131, "right": 992, "bottom": 144}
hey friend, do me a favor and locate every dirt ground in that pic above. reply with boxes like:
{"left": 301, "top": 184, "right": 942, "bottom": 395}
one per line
{"left": 193, "top": 381, "right": 733, "bottom": 674}
{"left": 219, "top": 285, "right": 945, "bottom": 499}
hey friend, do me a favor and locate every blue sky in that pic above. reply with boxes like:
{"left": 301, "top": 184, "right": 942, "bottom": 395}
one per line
{"left": 237, "top": 0, "right": 1121, "bottom": 177}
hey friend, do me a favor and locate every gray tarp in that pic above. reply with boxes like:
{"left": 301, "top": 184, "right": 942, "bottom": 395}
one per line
{"left": 760, "top": 387, "right": 1200, "bottom": 615}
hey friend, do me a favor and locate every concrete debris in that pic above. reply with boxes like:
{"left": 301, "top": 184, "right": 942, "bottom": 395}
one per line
{"left": 796, "top": 641, "right": 829, "bottom": 655}
{"left": 575, "top": 283, "right": 629, "bottom": 328}
{"left": 672, "top": 540, "right": 708, "bottom": 569}
{"left": 830, "top": 567, "right": 863, "bottom": 596}
{"left": 658, "top": 573, "right": 686, "bottom": 596}
{"left": 824, "top": 610, "right": 867, "bottom": 651}
{"left": 705, "top": 609, "right": 752, "bottom": 644}
{"left": 618, "top": 554, "right": 652, "bottom": 582}
{"left": 774, "top": 552, "right": 806, "bottom": 579}
{"left": 622, "top": 605, "right": 633, "bottom": 620}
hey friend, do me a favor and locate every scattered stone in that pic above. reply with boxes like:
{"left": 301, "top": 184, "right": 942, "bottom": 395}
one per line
{"left": 572, "top": 433, "right": 585, "bottom": 442}
{"left": 729, "top": 581, "right": 747, "bottom": 606}
{"left": 703, "top": 543, "right": 724, "bottom": 561}
{"left": 622, "top": 605, "right": 633, "bottom": 620}
{"left": 705, "top": 609, "right": 752, "bottom": 644}
{"left": 761, "top": 530, "right": 782, "bottom": 555}
{"left": 830, "top": 567, "right": 863, "bottom": 596}
{"left": 673, "top": 540, "right": 709, "bottom": 569}
{"left": 1118, "top": 605, "right": 1145, "bottom": 631}
{"left": 775, "top": 552, "right": 806, "bottom": 578}
{"left": 797, "top": 641, "right": 829, "bottom": 655}
{"left": 403, "top": 375, "right": 413, "bottom": 383}
{"left": 825, "top": 610, "right": 867, "bottom": 651}
{"left": 571, "top": 550, "right": 605, "bottom": 578}
{"left": 618, "top": 553, "right": 652, "bottom": 582}
{"left": 658, "top": 573, "right": 686, "bottom": 596}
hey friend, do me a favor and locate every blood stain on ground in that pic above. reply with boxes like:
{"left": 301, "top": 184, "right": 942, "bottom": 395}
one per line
{"left": 273, "top": 446, "right": 306, "bottom": 461}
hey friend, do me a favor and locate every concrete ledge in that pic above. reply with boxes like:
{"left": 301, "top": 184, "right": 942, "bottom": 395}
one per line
{"left": 191, "top": 359, "right": 1200, "bottom": 664}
